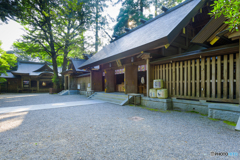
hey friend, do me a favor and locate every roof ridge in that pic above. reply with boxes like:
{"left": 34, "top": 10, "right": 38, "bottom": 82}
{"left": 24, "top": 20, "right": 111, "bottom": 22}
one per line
{"left": 18, "top": 61, "right": 51, "bottom": 64}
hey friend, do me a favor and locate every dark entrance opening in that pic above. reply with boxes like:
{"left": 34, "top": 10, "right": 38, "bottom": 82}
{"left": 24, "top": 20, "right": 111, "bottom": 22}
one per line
{"left": 102, "top": 73, "right": 105, "bottom": 91}
{"left": 65, "top": 76, "right": 68, "bottom": 90}
{"left": 115, "top": 74, "right": 124, "bottom": 92}
{"left": 138, "top": 71, "right": 146, "bottom": 95}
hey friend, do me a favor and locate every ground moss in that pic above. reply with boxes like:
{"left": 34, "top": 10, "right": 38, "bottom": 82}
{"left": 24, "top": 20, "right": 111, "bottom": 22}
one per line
{"left": 223, "top": 120, "right": 237, "bottom": 126}
{"left": 145, "top": 108, "right": 159, "bottom": 112}
{"left": 200, "top": 114, "right": 208, "bottom": 116}
{"left": 186, "top": 111, "right": 199, "bottom": 114}
{"left": 129, "top": 104, "right": 171, "bottom": 113}
{"left": 208, "top": 118, "right": 219, "bottom": 121}
{"left": 173, "top": 110, "right": 182, "bottom": 112}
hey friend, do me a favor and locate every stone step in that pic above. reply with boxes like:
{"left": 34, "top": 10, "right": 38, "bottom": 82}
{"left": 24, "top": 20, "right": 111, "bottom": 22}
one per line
{"left": 95, "top": 92, "right": 128, "bottom": 98}
{"left": 59, "top": 90, "right": 69, "bottom": 96}
{"left": 92, "top": 96, "right": 123, "bottom": 105}
{"left": 93, "top": 95, "right": 127, "bottom": 101}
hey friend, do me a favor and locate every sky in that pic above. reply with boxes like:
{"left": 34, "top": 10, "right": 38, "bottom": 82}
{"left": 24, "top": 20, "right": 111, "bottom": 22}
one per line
{"left": 0, "top": 2, "right": 122, "bottom": 52}
{"left": 0, "top": 1, "right": 156, "bottom": 52}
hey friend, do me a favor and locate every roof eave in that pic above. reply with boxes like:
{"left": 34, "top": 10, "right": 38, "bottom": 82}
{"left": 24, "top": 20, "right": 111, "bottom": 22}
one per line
{"left": 78, "top": 37, "right": 168, "bottom": 69}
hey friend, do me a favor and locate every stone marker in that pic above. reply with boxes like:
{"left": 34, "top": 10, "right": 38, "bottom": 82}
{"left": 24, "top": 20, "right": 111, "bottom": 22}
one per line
{"left": 235, "top": 116, "right": 240, "bottom": 131}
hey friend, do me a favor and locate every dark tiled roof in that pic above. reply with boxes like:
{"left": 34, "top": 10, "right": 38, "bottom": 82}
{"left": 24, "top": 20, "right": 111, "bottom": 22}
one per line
{"left": 10, "top": 61, "right": 62, "bottom": 76}
{"left": 75, "top": 73, "right": 90, "bottom": 78}
{"left": 79, "top": 0, "right": 206, "bottom": 69}
{"left": 71, "top": 59, "right": 89, "bottom": 72}
{"left": 0, "top": 72, "right": 15, "bottom": 78}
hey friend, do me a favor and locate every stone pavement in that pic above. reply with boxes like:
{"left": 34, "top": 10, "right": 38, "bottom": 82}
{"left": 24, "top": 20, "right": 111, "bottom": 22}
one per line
{"left": 0, "top": 94, "right": 240, "bottom": 159}
{"left": 0, "top": 100, "right": 105, "bottom": 114}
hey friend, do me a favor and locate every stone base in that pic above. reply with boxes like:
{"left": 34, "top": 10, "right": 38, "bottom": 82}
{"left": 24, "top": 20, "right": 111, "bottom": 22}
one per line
{"left": 172, "top": 99, "right": 209, "bottom": 114}
{"left": 208, "top": 104, "right": 240, "bottom": 123}
{"left": 142, "top": 97, "right": 240, "bottom": 123}
{"left": 141, "top": 97, "right": 172, "bottom": 110}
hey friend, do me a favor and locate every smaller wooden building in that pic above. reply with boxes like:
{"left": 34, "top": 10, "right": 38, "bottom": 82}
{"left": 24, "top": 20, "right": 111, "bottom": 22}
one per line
{"left": 0, "top": 61, "right": 61, "bottom": 93}
{"left": 62, "top": 58, "right": 90, "bottom": 91}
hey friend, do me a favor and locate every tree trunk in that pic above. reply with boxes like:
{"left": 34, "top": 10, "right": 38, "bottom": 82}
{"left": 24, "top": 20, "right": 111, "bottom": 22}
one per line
{"left": 155, "top": 0, "right": 158, "bottom": 16}
{"left": 95, "top": 0, "right": 99, "bottom": 53}
{"left": 52, "top": 54, "right": 60, "bottom": 90}
{"left": 61, "top": 44, "right": 69, "bottom": 89}
{"left": 140, "top": 0, "right": 143, "bottom": 16}
{"left": 46, "top": 15, "right": 60, "bottom": 90}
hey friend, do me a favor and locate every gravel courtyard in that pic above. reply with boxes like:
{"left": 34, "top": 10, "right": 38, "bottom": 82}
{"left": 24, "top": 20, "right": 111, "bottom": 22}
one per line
{"left": 0, "top": 94, "right": 240, "bottom": 159}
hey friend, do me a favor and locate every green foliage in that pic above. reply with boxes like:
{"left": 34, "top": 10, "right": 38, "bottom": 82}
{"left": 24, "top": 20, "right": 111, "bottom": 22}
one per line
{"left": 52, "top": 73, "right": 60, "bottom": 84}
{"left": 12, "top": 0, "right": 95, "bottom": 89}
{"left": 186, "top": 111, "right": 199, "bottom": 114}
{"left": 208, "top": 118, "right": 219, "bottom": 121}
{"left": 0, "top": 0, "right": 23, "bottom": 22}
{"left": 114, "top": 0, "right": 150, "bottom": 36}
{"left": 151, "top": 0, "right": 184, "bottom": 16}
{"left": 0, "top": 41, "right": 17, "bottom": 82}
{"left": 113, "top": 0, "right": 184, "bottom": 36}
{"left": 223, "top": 120, "right": 237, "bottom": 126}
{"left": 210, "top": 0, "right": 240, "bottom": 31}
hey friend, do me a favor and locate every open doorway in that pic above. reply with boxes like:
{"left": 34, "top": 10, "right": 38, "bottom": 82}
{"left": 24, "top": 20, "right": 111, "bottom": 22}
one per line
{"left": 65, "top": 76, "right": 68, "bottom": 90}
{"left": 138, "top": 65, "right": 147, "bottom": 95}
{"left": 115, "top": 68, "right": 124, "bottom": 92}
{"left": 102, "top": 72, "right": 105, "bottom": 91}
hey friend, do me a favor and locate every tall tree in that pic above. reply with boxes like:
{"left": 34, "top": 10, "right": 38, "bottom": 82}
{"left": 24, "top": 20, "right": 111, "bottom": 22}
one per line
{"left": 113, "top": 0, "right": 150, "bottom": 36}
{"left": 92, "top": 0, "right": 110, "bottom": 53}
{"left": 0, "top": 41, "right": 17, "bottom": 82}
{"left": 17, "top": 0, "right": 63, "bottom": 89}
{"left": 56, "top": 0, "right": 93, "bottom": 87}
{"left": 14, "top": 0, "right": 95, "bottom": 90}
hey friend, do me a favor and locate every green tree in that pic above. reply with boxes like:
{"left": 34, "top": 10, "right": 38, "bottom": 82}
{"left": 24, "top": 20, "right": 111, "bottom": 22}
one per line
{"left": 15, "top": 0, "right": 64, "bottom": 89}
{"left": 113, "top": 0, "right": 150, "bottom": 36}
{"left": 210, "top": 0, "right": 240, "bottom": 31}
{"left": 151, "top": 0, "right": 184, "bottom": 16}
{"left": 0, "top": 41, "right": 17, "bottom": 82}
{"left": 0, "top": 0, "right": 24, "bottom": 22}
{"left": 92, "top": 0, "right": 111, "bottom": 52}
{"left": 14, "top": 0, "right": 94, "bottom": 88}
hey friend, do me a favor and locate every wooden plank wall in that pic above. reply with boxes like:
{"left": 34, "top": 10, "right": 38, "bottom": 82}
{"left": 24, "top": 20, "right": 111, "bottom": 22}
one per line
{"left": 153, "top": 53, "right": 239, "bottom": 103}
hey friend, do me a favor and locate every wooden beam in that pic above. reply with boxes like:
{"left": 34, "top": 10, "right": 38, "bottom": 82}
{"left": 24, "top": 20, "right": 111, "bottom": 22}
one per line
{"left": 212, "top": 57, "right": 216, "bottom": 98}
{"left": 37, "top": 80, "right": 39, "bottom": 92}
{"left": 223, "top": 55, "right": 228, "bottom": 99}
{"left": 217, "top": 56, "right": 221, "bottom": 98}
{"left": 196, "top": 59, "right": 200, "bottom": 97}
{"left": 151, "top": 43, "right": 239, "bottom": 65}
{"left": 229, "top": 54, "right": 234, "bottom": 99}
{"left": 180, "top": 62, "right": 183, "bottom": 95}
{"left": 201, "top": 58, "right": 205, "bottom": 97}
{"left": 147, "top": 59, "right": 150, "bottom": 97}
{"left": 228, "top": 31, "right": 240, "bottom": 39}
{"left": 206, "top": 57, "right": 210, "bottom": 97}
{"left": 238, "top": 39, "right": 240, "bottom": 104}
{"left": 171, "top": 42, "right": 188, "bottom": 50}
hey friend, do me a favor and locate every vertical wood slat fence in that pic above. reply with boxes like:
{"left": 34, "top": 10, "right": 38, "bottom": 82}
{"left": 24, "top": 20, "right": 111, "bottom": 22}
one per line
{"left": 154, "top": 53, "right": 239, "bottom": 103}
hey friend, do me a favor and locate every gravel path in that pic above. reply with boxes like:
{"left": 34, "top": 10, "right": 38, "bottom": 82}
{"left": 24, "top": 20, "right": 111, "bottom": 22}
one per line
{"left": 0, "top": 100, "right": 239, "bottom": 160}
{"left": 0, "top": 93, "right": 87, "bottom": 108}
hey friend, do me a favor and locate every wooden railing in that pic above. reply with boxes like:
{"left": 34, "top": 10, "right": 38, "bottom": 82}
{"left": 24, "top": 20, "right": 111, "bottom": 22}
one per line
{"left": 154, "top": 53, "right": 239, "bottom": 103}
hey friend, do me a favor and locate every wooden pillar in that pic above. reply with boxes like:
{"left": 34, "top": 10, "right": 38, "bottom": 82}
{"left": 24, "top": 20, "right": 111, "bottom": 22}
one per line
{"left": 239, "top": 39, "right": 240, "bottom": 105}
{"left": 147, "top": 58, "right": 150, "bottom": 97}
{"left": 29, "top": 78, "right": 31, "bottom": 88}
{"left": 90, "top": 70, "right": 93, "bottom": 90}
{"left": 68, "top": 75, "right": 71, "bottom": 90}
{"left": 21, "top": 77, "right": 23, "bottom": 89}
{"left": 37, "top": 80, "right": 39, "bottom": 92}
